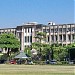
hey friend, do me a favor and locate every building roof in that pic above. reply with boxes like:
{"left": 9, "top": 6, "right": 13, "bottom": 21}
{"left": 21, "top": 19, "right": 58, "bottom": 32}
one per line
{"left": 14, "top": 51, "right": 29, "bottom": 59}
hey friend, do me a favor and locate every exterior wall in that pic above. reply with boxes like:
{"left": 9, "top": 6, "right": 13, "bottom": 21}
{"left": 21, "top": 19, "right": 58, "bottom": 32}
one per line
{"left": 0, "top": 28, "right": 16, "bottom": 35}
{"left": 42, "top": 24, "right": 75, "bottom": 46}
{"left": 0, "top": 23, "right": 75, "bottom": 52}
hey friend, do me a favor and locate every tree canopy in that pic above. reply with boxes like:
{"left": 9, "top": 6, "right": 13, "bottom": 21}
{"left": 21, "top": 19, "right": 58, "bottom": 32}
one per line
{"left": 0, "top": 33, "right": 20, "bottom": 49}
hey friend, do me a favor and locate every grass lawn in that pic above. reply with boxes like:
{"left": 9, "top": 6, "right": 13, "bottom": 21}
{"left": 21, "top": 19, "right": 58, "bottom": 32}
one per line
{"left": 0, "top": 64, "right": 74, "bottom": 75}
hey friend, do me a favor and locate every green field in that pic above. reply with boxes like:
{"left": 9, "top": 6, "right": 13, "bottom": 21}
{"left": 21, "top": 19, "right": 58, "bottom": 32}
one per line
{"left": 0, "top": 64, "right": 74, "bottom": 75}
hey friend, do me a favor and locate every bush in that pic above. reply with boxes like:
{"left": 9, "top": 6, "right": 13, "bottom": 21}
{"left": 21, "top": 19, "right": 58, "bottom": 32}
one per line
{"left": 57, "top": 61, "right": 62, "bottom": 65}
{"left": 0, "top": 54, "right": 8, "bottom": 60}
{"left": 61, "top": 61, "right": 68, "bottom": 64}
{"left": 33, "top": 61, "right": 45, "bottom": 65}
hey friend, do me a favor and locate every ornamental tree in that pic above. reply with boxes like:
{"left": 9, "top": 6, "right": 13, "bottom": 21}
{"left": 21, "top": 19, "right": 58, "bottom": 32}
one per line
{"left": 0, "top": 33, "right": 20, "bottom": 57}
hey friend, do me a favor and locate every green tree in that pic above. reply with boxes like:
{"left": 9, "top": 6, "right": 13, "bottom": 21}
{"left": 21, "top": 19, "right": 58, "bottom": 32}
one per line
{"left": 24, "top": 46, "right": 31, "bottom": 56}
{"left": 54, "top": 45, "right": 67, "bottom": 61}
{"left": 32, "top": 32, "right": 46, "bottom": 60}
{"left": 0, "top": 33, "right": 20, "bottom": 57}
{"left": 34, "top": 32, "right": 46, "bottom": 43}
{"left": 42, "top": 43, "right": 51, "bottom": 60}
{"left": 51, "top": 43, "right": 68, "bottom": 61}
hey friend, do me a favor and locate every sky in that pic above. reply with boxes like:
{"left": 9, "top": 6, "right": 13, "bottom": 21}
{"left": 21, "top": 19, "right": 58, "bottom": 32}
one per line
{"left": 0, "top": 0, "right": 74, "bottom": 28}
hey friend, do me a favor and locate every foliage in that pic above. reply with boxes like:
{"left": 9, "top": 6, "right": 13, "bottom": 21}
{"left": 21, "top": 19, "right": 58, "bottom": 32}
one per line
{"left": 32, "top": 32, "right": 47, "bottom": 60}
{"left": 32, "top": 32, "right": 74, "bottom": 61}
{"left": 24, "top": 46, "right": 31, "bottom": 56}
{"left": 0, "top": 53, "right": 8, "bottom": 60}
{"left": 51, "top": 43, "right": 68, "bottom": 61}
{"left": 42, "top": 43, "right": 51, "bottom": 56}
{"left": 34, "top": 32, "right": 46, "bottom": 43}
{"left": 0, "top": 33, "right": 20, "bottom": 58}
{"left": 0, "top": 33, "right": 20, "bottom": 48}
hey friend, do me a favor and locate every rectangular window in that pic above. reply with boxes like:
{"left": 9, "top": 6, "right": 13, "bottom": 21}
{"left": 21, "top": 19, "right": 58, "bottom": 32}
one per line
{"left": 31, "top": 28, "right": 32, "bottom": 33}
{"left": 63, "top": 35, "right": 66, "bottom": 41}
{"left": 28, "top": 36, "right": 29, "bottom": 42}
{"left": 59, "top": 35, "right": 62, "bottom": 42}
{"left": 28, "top": 28, "right": 29, "bottom": 33}
{"left": 67, "top": 28, "right": 71, "bottom": 32}
{"left": 72, "top": 34, "right": 74, "bottom": 40}
{"left": 54, "top": 28, "right": 58, "bottom": 33}
{"left": 72, "top": 27, "right": 75, "bottom": 32}
{"left": 25, "top": 36, "right": 27, "bottom": 42}
{"left": 30, "top": 36, "right": 32, "bottom": 43}
{"left": 51, "top": 35, "right": 54, "bottom": 41}
{"left": 48, "top": 36, "right": 49, "bottom": 42}
{"left": 68, "top": 35, "right": 71, "bottom": 41}
{"left": 43, "top": 29, "right": 46, "bottom": 32}
{"left": 47, "top": 29, "right": 49, "bottom": 33}
{"left": 51, "top": 29, "right": 54, "bottom": 33}
{"left": 55, "top": 35, "right": 57, "bottom": 41}
{"left": 59, "top": 28, "right": 62, "bottom": 32}
{"left": 63, "top": 28, "right": 66, "bottom": 32}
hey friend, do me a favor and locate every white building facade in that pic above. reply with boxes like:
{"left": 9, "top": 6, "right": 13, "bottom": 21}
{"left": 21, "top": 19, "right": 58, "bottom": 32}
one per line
{"left": 0, "top": 22, "right": 75, "bottom": 52}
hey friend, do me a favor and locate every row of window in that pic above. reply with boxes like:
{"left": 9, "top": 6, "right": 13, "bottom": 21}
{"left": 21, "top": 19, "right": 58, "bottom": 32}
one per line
{"left": 46, "top": 34, "right": 75, "bottom": 42}
{"left": 25, "top": 28, "right": 32, "bottom": 33}
{"left": 0, "top": 31, "right": 16, "bottom": 35}
{"left": 25, "top": 36, "right": 32, "bottom": 43}
{"left": 43, "top": 27, "right": 75, "bottom": 33}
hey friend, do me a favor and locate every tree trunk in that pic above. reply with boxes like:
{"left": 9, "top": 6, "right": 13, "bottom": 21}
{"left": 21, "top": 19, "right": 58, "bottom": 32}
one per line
{"left": 7, "top": 48, "right": 10, "bottom": 57}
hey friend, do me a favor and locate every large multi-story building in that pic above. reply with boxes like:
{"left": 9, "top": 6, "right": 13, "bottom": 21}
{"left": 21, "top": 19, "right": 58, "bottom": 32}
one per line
{"left": 0, "top": 22, "right": 75, "bottom": 51}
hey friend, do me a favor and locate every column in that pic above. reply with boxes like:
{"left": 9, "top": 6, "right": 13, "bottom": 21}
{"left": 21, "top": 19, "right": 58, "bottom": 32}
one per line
{"left": 21, "top": 27, "right": 24, "bottom": 51}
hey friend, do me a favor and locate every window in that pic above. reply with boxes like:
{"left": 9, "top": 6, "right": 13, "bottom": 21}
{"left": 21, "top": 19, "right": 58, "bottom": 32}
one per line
{"left": 63, "top": 35, "right": 66, "bottom": 41}
{"left": 59, "top": 35, "right": 62, "bottom": 42}
{"left": 68, "top": 35, "right": 71, "bottom": 41}
{"left": 31, "top": 28, "right": 32, "bottom": 33}
{"left": 63, "top": 28, "right": 66, "bottom": 32}
{"left": 55, "top": 35, "right": 57, "bottom": 41}
{"left": 59, "top": 28, "right": 62, "bottom": 32}
{"left": 47, "top": 29, "right": 49, "bottom": 33}
{"left": 54, "top": 28, "right": 58, "bottom": 33}
{"left": 28, "top": 28, "right": 29, "bottom": 33}
{"left": 72, "top": 34, "right": 74, "bottom": 40}
{"left": 67, "top": 28, "right": 71, "bottom": 32}
{"left": 30, "top": 36, "right": 32, "bottom": 43}
{"left": 51, "top": 29, "right": 54, "bottom": 33}
{"left": 25, "top": 36, "right": 27, "bottom": 42}
{"left": 72, "top": 27, "right": 75, "bottom": 32}
{"left": 63, "top": 44, "right": 66, "bottom": 46}
{"left": 48, "top": 36, "right": 49, "bottom": 42}
{"left": 51, "top": 35, "right": 54, "bottom": 41}
{"left": 28, "top": 36, "right": 29, "bottom": 42}
{"left": 43, "top": 29, "right": 46, "bottom": 32}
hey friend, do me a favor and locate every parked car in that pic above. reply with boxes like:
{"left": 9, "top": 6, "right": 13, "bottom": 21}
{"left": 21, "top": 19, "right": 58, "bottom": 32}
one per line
{"left": 27, "top": 60, "right": 33, "bottom": 64}
{"left": 9, "top": 60, "right": 16, "bottom": 64}
{"left": 68, "top": 60, "right": 74, "bottom": 64}
{"left": 0, "top": 59, "right": 6, "bottom": 64}
{"left": 46, "top": 60, "right": 57, "bottom": 64}
{"left": 49, "top": 60, "right": 57, "bottom": 64}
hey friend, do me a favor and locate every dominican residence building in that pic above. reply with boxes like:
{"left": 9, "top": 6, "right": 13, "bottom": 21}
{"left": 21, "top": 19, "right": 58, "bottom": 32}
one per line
{"left": 0, "top": 22, "right": 75, "bottom": 52}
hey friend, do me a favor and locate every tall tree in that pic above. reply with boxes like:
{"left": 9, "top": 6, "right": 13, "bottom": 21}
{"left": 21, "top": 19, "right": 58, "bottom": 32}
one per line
{"left": 32, "top": 32, "right": 46, "bottom": 60}
{"left": 51, "top": 43, "right": 68, "bottom": 61}
{"left": 0, "top": 33, "right": 20, "bottom": 57}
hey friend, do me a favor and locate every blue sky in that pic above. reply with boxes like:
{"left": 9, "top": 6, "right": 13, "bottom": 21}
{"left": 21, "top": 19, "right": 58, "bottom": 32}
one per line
{"left": 0, "top": 0, "right": 74, "bottom": 28}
